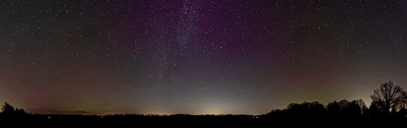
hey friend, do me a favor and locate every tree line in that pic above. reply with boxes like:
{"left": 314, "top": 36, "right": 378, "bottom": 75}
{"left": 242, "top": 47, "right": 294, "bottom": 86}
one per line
{"left": 2, "top": 81, "right": 407, "bottom": 119}
{"left": 265, "top": 81, "right": 407, "bottom": 119}
{"left": 0, "top": 102, "right": 27, "bottom": 118}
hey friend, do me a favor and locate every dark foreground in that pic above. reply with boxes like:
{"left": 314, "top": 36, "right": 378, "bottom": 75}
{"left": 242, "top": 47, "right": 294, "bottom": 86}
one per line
{"left": 1, "top": 114, "right": 406, "bottom": 127}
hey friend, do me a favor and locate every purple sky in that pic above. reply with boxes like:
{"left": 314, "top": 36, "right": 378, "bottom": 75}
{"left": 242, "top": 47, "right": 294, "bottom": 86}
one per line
{"left": 1, "top": 0, "right": 407, "bottom": 115}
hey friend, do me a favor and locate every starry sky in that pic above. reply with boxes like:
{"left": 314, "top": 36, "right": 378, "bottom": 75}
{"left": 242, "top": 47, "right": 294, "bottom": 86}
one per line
{"left": 1, "top": 0, "right": 407, "bottom": 115}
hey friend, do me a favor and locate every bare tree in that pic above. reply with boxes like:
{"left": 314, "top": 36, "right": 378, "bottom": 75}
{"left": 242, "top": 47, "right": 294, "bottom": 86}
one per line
{"left": 370, "top": 81, "right": 405, "bottom": 113}
{"left": 396, "top": 91, "right": 407, "bottom": 109}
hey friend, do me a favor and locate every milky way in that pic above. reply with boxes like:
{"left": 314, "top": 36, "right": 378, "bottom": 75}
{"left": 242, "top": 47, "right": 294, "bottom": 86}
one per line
{"left": 1, "top": 0, "right": 407, "bottom": 115}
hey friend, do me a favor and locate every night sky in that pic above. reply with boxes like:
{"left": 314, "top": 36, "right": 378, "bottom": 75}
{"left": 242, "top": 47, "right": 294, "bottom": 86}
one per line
{"left": 1, "top": 0, "right": 407, "bottom": 115}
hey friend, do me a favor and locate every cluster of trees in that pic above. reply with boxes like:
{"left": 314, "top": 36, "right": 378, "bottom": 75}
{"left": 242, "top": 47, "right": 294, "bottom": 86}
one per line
{"left": 266, "top": 81, "right": 407, "bottom": 119}
{"left": 0, "top": 102, "right": 27, "bottom": 118}
{"left": 266, "top": 99, "right": 367, "bottom": 119}
{"left": 326, "top": 99, "right": 367, "bottom": 116}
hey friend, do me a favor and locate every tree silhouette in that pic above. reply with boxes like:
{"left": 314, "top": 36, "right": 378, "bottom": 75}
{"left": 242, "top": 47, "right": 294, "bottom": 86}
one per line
{"left": 370, "top": 81, "right": 406, "bottom": 114}
{"left": 370, "top": 100, "right": 383, "bottom": 111}
{"left": 326, "top": 101, "right": 341, "bottom": 114}
{"left": 396, "top": 91, "right": 407, "bottom": 109}
{"left": 15, "top": 108, "right": 26, "bottom": 116}
{"left": 1, "top": 102, "right": 15, "bottom": 115}
{"left": 1, "top": 102, "right": 27, "bottom": 118}
{"left": 326, "top": 99, "right": 366, "bottom": 117}
{"left": 338, "top": 99, "right": 350, "bottom": 112}
{"left": 348, "top": 99, "right": 367, "bottom": 115}
{"left": 285, "top": 101, "right": 326, "bottom": 119}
